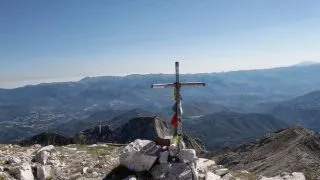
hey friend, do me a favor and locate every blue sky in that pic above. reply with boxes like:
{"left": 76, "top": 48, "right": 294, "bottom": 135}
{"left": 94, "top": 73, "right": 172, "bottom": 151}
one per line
{"left": 1, "top": 0, "right": 320, "bottom": 88}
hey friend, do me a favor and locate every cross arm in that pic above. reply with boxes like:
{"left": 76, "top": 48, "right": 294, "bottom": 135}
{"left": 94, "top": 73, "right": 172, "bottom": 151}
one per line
{"left": 151, "top": 83, "right": 175, "bottom": 88}
{"left": 151, "top": 82, "right": 205, "bottom": 88}
{"left": 180, "top": 82, "right": 206, "bottom": 87}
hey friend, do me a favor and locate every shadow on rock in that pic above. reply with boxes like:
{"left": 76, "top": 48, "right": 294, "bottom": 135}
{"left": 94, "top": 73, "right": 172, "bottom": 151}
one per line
{"left": 103, "top": 165, "right": 153, "bottom": 180}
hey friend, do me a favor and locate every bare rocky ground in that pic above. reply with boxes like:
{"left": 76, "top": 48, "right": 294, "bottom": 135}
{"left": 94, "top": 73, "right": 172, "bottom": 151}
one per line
{"left": 0, "top": 138, "right": 309, "bottom": 180}
{"left": 0, "top": 143, "right": 122, "bottom": 180}
{"left": 209, "top": 126, "right": 320, "bottom": 180}
{"left": 102, "top": 139, "right": 307, "bottom": 180}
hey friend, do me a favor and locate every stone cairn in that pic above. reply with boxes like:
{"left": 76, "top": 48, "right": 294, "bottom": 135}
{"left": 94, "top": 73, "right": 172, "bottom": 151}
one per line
{"left": 118, "top": 139, "right": 233, "bottom": 180}
{"left": 117, "top": 139, "right": 307, "bottom": 180}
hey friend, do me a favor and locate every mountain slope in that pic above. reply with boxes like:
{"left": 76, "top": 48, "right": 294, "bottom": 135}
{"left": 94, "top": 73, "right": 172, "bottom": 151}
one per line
{"left": 209, "top": 126, "right": 320, "bottom": 179}
{"left": 73, "top": 116, "right": 205, "bottom": 154}
{"left": 73, "top": 116, "right": 172, "bottom": 144}
{"left": 272, "top": 90, "right": 320, "bottom": 131}
{"left": 105, "top": 108, "right": 159, "bottom": 130}
{"left": 183, "top": 111, "right": 289, "bottom": 150}
{"left": 0, "top": 125, "right": 39, "bottom": 143}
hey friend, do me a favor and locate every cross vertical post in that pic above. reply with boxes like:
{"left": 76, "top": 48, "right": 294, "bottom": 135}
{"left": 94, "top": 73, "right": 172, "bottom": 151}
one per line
{"left": 151, "top": 61, "right": 206, "bottom": 147}
{"left": 174, "top": 61, "right": 181, "bottom": 137}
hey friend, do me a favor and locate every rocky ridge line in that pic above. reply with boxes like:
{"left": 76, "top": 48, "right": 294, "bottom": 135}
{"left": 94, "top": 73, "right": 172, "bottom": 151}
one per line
{"left": 209, "top": 126, "right": 320, "bottom": 179}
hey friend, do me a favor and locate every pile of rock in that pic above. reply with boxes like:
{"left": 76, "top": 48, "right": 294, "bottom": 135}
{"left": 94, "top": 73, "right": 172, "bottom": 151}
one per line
{"left": 113, "top": 139, "right": 308, "bottom": 180}
{"left": 115, "top": 139, "right": 232, "bottom": 180}
{"left": 32, "top": 145, "right": 62, "bottom": 180}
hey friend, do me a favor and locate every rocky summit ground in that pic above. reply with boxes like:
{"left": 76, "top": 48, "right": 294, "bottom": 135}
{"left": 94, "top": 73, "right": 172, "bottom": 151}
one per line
{"left": 105, "top": 139, "right": 308, "bottom": 180}
{"left": 0, "top": 140, "right": 309, "bottom": 180}
{"left": 209, "top": 126, "right": 320, "bottom": 180}
{"left": 1, "top": 125, "right": 318, "bottom": 180}
{"left": 0, "top": 143, "right": 122, "bottom": 180}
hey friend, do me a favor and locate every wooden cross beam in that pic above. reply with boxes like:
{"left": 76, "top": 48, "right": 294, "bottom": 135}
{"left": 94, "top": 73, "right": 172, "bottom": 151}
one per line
{"left": 151, "top": 62, "right": 205, "bottom": 145}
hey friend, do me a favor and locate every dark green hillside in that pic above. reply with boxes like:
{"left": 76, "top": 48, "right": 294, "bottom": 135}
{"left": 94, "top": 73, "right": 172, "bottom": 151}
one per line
{"left": 184, "top": 111, "right": 289, "bottom": 150}
{"left": 19, "top": 132, "right": 72, "bottom": 146}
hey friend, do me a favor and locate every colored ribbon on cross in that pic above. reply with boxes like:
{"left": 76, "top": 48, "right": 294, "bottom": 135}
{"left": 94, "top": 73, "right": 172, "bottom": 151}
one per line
{"left": 170, "top": 97, "right": 183, "bottom": 127}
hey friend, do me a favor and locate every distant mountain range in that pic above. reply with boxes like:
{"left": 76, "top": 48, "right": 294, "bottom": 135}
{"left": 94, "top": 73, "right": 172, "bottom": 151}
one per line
{"left": 2, "top": 64, "right": 320, "bottom": 144}
{"left": 292, "top": 61, "right": 320, "bottom": 67}
{"left": 2, "top": 64, "right": 320, "bottom": 117}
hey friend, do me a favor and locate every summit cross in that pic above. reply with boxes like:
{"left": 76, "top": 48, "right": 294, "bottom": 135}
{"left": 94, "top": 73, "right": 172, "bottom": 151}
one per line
{"left": 151, "top": 62, "right": 205, "bottom": 145}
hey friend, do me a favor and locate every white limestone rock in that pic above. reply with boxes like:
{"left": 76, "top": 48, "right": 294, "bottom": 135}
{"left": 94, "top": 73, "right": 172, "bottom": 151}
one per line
{"left": 159, "top": 151, "right": 169, "bottom": 164}
{"left": 206, "top": 172, "right": 222, "bottom": 180}
{"left": 259, "top": 176, "right": 282, "bottom": 180}
{"left": 34, "top": 145, "right": 56, "bottom": 165}
{"left": 169, "top": 145, "right": 198, "bottom": 164}
{"left": 258, "top": 172, "right": 306, "bottom": 180}
{"left": 122, "top": 175, "right": 137, "bottom": 180}
{"left": 18, "top": 163, "right": 34, "bottom": 180}
{"left": 47, "top": 159, "right": 61, "bottom": 166}
{"left": 222, "top": 173, "right": 233, "bottom": 180}
{"left": 32, "top": 144, "right": 42, "bottom": 149}
{"left": 87, "top": 144, "right": 98, "bottom": 148}
{"left": 198, "top": 173, "right": 206, "bottom": 180}
{"left": 34, "top": 151, "right": 50, "bottom": 165}
{"left": 169, "top": 144, "right": 179, "bottom": 156}
{"left": 240, "top": 170, "right": 250, "bottom": 174}
{"left": 290, "top": 172, "right": 306, "bottom": 180}
{"left": 150, "top": 163, "right": 193, "bottom": 180}
{"left": 70, "top": 172, "right": 82, "bottom": 179}
{"left": 119, "top": 139, "right": 158, "bottom": 171}
{"left": 66, "top": 147, "right": 77, "bottom": 151}
{"left": 121, "top": 153, "right": 157, "bottom": 172}
{"left": 177, "top": 149, "right": 198, "bottom": 164}
{"left": 36, "top": 165, "right": 52, "bottom": 180}
{"left": 37, "top": 145, "right": 55, "bottom": 153}
{"left": 7, "top": 156, "right": 22, "bottom": 165}
{"left": 214, "top": 168, "right": 229, "bottom": 176}
{"left": 196, "top": 158, "right": 217, "bottom": 173}
{"left": 121, "top": 139, "right": 158, "bottom": 156}
{"left": 83, "top": 167, "right": 89, "bottom": 174}
{"left": 92, "top": 171, "right": 99, "bottom": 178}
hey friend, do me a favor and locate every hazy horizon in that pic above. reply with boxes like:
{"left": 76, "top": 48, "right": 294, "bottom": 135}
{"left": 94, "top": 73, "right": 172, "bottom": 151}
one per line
{"left": 1, "top": 61, "right": 319, "bottom": 89}
{"left": 1, "top": 1, "right": 320, "bottom": 88}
